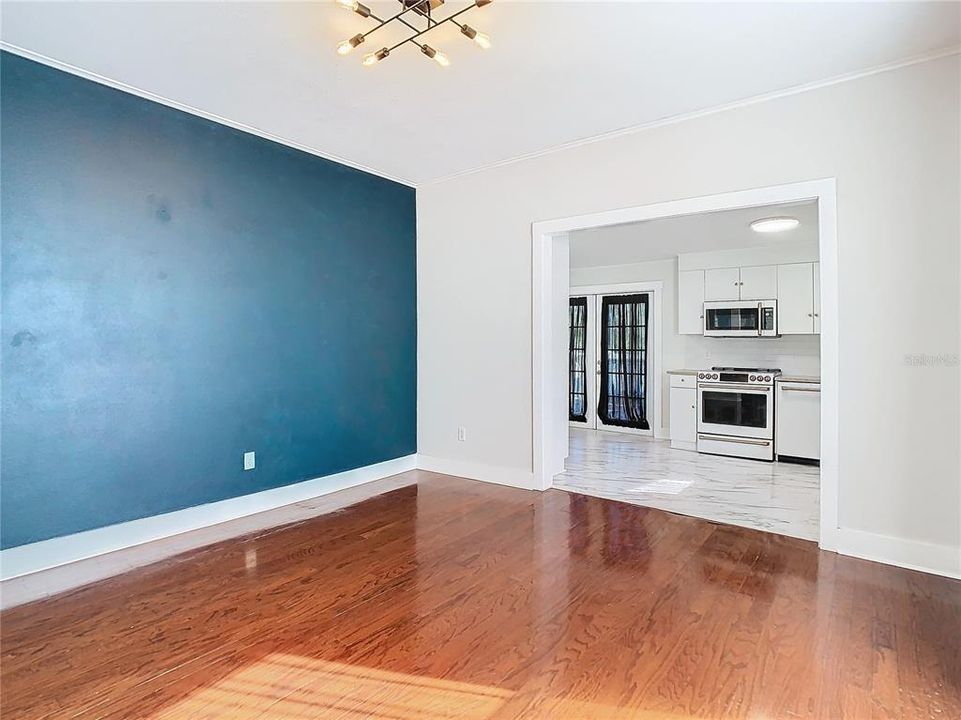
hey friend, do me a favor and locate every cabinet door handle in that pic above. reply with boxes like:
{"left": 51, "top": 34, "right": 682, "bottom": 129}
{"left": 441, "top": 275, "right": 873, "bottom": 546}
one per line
{"left": 781, "top": 386, "right": 820, "bottom": 393}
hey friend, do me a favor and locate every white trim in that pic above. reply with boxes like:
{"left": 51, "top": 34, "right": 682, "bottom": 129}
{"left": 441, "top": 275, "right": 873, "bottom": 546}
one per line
{"left": 532, "top": 179, "right": 841, "bottom": 554}
{"left": 836, "top": 529, "right": 961, "bottom": 580}
{"left": 418, "top": 455, "right": 535, "bottom": 491}
{"left": 0, "top": 42, "right": 417, "bottom": 189}
{"left": 569, "top": 281, "right": 664, "bottom": 440}
{"left": 423, "top": 45, "right": 960, "bottom": 187}
{"left": 0, "top": 454, "right": 417, "bottom": 583}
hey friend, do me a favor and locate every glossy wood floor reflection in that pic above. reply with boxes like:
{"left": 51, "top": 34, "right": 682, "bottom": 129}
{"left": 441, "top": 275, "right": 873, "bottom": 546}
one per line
{"left": 2, "top": 472, "right": 959, "bottom": 719}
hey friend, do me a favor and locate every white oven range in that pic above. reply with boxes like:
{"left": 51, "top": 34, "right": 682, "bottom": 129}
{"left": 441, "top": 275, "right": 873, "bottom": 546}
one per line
{"left": 696, "top": 366, "right": 781, "bottom": 461}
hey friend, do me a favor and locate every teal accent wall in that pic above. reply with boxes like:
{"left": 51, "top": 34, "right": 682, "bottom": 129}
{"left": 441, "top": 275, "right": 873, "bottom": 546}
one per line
{"left": 0, "top": 52, "right": 417, "bottom": 548}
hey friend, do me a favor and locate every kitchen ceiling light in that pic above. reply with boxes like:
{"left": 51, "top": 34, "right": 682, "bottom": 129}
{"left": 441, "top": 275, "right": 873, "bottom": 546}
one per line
{"left": 750, "top": 217, "right": 800, "bottom": 233}
{"left": 334, "top": 0, "right": 494, "bottom": 66}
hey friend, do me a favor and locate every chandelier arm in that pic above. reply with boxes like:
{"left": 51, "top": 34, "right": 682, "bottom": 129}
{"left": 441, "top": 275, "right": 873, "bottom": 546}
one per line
{"left": 368, "top": 11, "right": 432, "bottom": 52}
{"left": 360, "top": 0, "right": 432, "bottom": 40}
{"left": 384, "top": 3, "right": 482, "bottom": 53}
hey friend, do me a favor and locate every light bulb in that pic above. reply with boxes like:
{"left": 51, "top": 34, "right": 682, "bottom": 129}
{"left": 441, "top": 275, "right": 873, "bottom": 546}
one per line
{"left": 336, "top": 0, "right": 359, "bottom": 10}
{"left": 433, "top": 51, "right": 450, "bottom": 67}
{"left": 473, "top": 32, "right": 491, "bottom": 49}
{"left": 337, "top": 34, "right": 364, "bottom": 56}
{"left": 362, "top": 48, "right": 388, "bottom": 66}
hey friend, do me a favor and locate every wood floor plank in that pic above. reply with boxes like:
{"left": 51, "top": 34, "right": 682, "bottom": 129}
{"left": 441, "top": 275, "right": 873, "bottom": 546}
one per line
{"left": 2, "top": 471, "right": 958, "bottom": 719}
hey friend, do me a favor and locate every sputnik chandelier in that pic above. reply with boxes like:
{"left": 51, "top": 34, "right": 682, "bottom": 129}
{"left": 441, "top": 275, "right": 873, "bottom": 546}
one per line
{"left": 335, "top": 0, "right": 493, "bottom": 67}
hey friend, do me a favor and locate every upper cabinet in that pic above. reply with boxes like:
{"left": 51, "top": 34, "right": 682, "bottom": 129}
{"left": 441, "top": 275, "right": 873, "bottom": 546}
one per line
{"left": 704, "top": 267, "right": 740, "bottom": 301}
{"left": 738, "top": 265, "right": 778, "bottom": 300}
{"left": 678, "top": 270, "right": 705, "bottom": 334}
{"left": 777, "top": 262, "right": 818, "bottom": 334}
{"left": 678, "top": 260, "right": 820, "bottom": 335}
{"left": 813, "top": 262, "right": 821, "bottom": 334}
{"left": 703, "top": 265, "right": 777, "bottom": 301}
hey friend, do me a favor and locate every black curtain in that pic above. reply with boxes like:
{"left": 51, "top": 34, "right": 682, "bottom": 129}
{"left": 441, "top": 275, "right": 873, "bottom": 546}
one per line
{"left": 569, "top": 297, "right": 588, "bottom": 422}
{"left": 598, "top": 294, "right": 650, "bottom": 430}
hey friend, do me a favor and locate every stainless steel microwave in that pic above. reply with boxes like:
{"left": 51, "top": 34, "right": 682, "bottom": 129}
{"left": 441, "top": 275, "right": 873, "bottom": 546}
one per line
{"left": 703, "top": 300, "right": 778, "bottom": 337}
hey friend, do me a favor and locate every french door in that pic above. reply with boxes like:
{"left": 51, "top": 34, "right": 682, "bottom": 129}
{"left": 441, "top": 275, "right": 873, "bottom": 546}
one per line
{"left": 569, "top": 293, "right": 652, "bottom": 435}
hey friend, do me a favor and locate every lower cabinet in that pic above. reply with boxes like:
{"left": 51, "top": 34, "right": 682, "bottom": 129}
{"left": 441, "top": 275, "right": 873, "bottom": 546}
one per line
{"left": 669, "top": 378, "right": 697, "bottom": 451}
{"left": 775, "top": 381, "right": 820, "bottom": 461}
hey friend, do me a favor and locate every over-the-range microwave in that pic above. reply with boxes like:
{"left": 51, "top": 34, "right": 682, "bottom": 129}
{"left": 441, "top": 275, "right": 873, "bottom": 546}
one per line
{"left": 703, "top": 300, "right": 778, "bottom": 337}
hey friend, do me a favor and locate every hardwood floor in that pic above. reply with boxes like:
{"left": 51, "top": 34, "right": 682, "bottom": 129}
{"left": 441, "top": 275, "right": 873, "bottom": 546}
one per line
{"left": 2, "top": 471, "right": 958, "bottom": 719}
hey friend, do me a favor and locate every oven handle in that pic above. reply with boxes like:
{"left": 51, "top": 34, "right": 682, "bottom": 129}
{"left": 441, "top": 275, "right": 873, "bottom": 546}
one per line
{"left": 698, "top": 434, "right": 771, "bottom": 447}
{"left": 699, "top": 384, "right": 771, "bottom": 392}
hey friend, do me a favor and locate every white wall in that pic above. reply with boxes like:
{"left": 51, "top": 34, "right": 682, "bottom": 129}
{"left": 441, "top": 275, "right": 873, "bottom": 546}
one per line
{"left": 677, "top": 240, "right": 819, "bottom": 271}
{"left": 417, "top": 55, "right": 961, "bottom": 573}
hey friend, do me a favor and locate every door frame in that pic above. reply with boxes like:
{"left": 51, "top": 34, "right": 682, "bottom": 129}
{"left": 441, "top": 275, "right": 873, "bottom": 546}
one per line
{"left": 568, "top": 281, "right": 663, "bottom": 437}
{"left": 531, "top": 178, "right": 839, "bottom": 551}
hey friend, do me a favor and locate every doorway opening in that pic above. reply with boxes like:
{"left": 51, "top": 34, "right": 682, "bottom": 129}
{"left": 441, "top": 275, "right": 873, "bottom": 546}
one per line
{"left": 532, "top": 180, "right": 838, "bottom": 549}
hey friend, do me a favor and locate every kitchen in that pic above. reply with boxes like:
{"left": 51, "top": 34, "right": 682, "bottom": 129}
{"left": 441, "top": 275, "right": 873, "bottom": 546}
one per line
{"left": 557, "top": 201, "right": 822, "bottom": 542}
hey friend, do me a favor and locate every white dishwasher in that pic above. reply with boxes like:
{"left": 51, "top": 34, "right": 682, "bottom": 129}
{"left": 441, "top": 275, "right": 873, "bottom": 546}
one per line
{"left": 775, "top": 380, "right": 820, "bottom": 463}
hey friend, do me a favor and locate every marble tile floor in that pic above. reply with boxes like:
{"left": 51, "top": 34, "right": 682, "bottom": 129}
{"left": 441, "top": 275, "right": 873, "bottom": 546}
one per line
{"left": 554, "top": 428, "right": 820, "bottom": 542}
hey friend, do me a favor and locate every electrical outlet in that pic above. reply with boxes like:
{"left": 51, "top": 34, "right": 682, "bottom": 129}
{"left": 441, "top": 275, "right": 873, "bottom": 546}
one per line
{"left": 243, "top": 451, "right": 255, "bottom": 471}
{"left": 457, "top": 427, "right": 467, "bottom": 442}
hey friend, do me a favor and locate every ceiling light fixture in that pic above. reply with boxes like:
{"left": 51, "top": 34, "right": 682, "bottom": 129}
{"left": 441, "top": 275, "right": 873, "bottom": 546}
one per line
{"left": 335, "top": 0, "right": 494, "bottom": 67}
{"left": 750, "top": 217, "right": 800, "bottom": 233}
{"left": 459, "top": 24, "right": 491, "bottom": 49}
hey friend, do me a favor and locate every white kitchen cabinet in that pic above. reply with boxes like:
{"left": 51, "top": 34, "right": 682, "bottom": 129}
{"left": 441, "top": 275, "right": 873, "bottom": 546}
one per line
{"left": 812, "top": 262, "right": 821, "bottom": 334}
{"left": 677, "top": 270, "right": 705, "bottom": 335}
{"left": 704, "top": 267, "right": 740, "bottom": 301}
{"left": 738, "top": 264, "right": 778, "bottom": 300}
{"left": 776, "top": 381, "right": 820, "bottom": 461}
{"left": 777, "top": 262, "right": 816, "bottom": 334}
{"left": 669, "top": 379, "right": 697, "bottom": 451}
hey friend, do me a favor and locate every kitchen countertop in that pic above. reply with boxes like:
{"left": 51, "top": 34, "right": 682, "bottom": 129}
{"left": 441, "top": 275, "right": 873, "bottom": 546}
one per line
{"left": 666, "top": 369, "right": 700, "bottom": 376}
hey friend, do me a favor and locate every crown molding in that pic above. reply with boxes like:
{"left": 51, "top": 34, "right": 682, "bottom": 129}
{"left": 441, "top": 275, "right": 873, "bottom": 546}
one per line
{"left": 421, "top": 44, "right": 961, "bottom": 187}
{"left": 3, "top": 41, "right": 958, "bottom": 189}
{"left": 0, "top": 42, "right": 418, "bottom": 189}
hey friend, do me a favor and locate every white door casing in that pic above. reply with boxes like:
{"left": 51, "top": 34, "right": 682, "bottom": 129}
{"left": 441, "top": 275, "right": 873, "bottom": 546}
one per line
{"left": 532, "top": 178, "right": 839, "bottom": 553}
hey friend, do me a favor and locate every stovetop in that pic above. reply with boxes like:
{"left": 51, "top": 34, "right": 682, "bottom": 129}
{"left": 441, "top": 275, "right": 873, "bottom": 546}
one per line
{"left": 711, "top": 366, "right": 782, "bottom": 373}
{"left": 698, "top": 367, "right": 782, "bottom": 384}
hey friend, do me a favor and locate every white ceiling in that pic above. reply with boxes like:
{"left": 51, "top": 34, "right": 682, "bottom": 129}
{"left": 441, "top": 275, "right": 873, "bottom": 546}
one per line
{"left": 2, "top": 1, "right": 958, "bottom": 185}
{"left": 571, "top": 200, "right": 818, "bottom": 268}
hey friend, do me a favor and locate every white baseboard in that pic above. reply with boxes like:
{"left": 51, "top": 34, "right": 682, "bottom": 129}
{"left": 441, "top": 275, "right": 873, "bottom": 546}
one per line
{"left": 4, "top": 453, "right": 956, "bottom": 609}
{"left": 835, "top": 528, "right": 961, "bottom": 579}
{"left": 0, "top": 454, "right": 417, "bottom": 606}
{"left": 417, "top": 454, "right": 536, "bottom": 491}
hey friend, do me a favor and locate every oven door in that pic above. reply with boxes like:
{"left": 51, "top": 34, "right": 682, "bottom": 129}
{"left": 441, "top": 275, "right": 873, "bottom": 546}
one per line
{"left": 697, "top": 383, "right": 773, "bottom": 439}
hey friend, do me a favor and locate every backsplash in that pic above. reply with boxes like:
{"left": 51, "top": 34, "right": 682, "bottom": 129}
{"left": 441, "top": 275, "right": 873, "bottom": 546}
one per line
{"left": 681, "top": 334, "right": 821, "bottom": 375}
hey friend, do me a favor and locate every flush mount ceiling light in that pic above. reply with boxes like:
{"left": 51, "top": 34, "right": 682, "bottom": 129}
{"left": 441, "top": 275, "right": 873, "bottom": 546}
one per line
{"left": 750, "top": 216, "right": 800, "bottom": 233}
{"left": 336, "top": 0, "right": 493, "bottom": 68}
